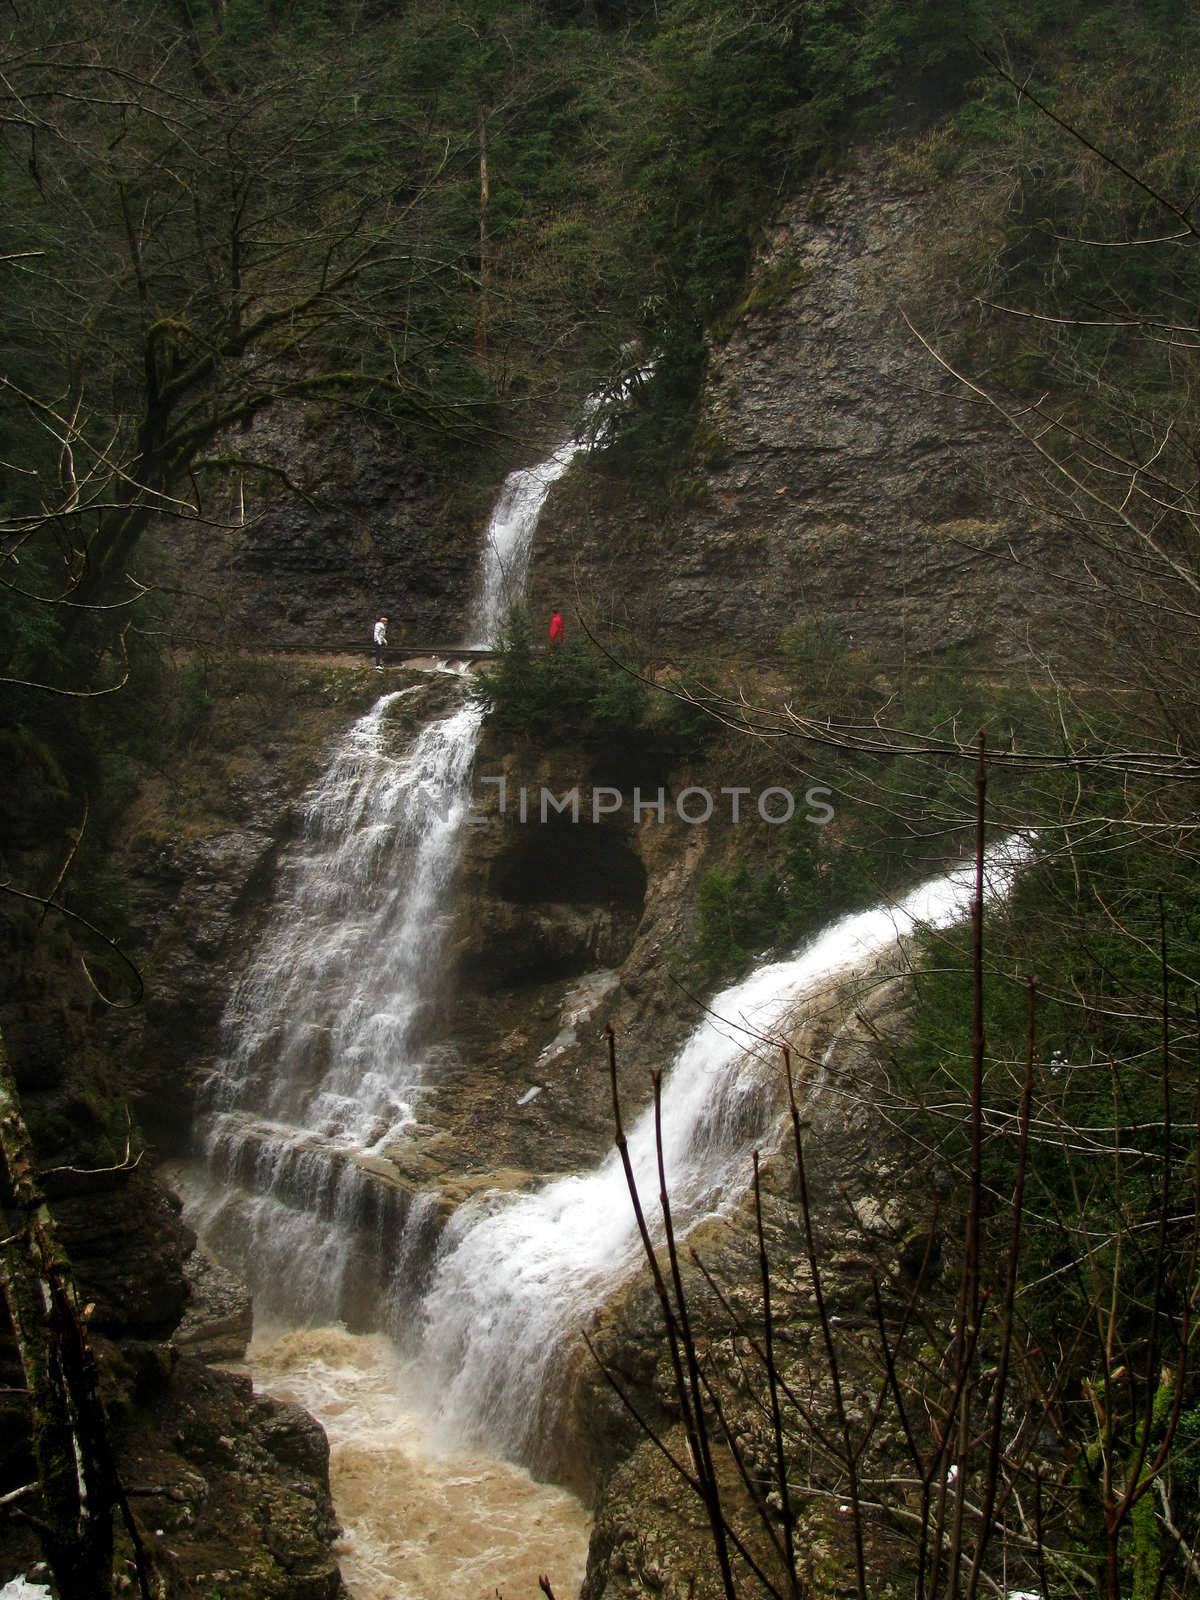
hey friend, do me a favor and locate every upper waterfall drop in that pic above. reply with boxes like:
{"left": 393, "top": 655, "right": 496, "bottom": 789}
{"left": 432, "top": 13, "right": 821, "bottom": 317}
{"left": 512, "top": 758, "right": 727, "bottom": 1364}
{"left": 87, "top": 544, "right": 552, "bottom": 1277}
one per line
{"left": 470, "top": 440, "right": 586, "bottom": 648}
{"left": 469, "top": 364, "right": 653, "bottom": 647}
{"left": 413, "top": 835, "right": 1034, "bottom": 1462}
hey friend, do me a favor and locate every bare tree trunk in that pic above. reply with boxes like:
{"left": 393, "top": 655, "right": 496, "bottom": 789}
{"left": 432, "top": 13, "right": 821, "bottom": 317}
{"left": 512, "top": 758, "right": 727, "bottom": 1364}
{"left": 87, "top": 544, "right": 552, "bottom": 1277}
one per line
{"left": 475, "top": 103, "right": 490, "bottom": 366}
{"left": 0, "top": 1027, "right": 136, "bottom": 1600}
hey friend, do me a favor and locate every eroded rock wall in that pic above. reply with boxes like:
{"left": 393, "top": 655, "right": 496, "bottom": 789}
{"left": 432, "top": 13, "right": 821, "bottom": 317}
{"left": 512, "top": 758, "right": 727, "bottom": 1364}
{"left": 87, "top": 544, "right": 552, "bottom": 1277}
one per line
{"left": 528, "top": 163, "right": 1057, "bottom": 663}
{"left": 144, "top": 402, "right": 564, "bottom": 651}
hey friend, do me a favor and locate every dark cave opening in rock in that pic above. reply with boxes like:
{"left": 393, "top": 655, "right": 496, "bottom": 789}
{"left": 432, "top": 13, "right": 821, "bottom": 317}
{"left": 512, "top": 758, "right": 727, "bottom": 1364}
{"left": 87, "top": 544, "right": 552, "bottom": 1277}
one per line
{"left": 488, "top": 819, "right": 647, "bottom": 912}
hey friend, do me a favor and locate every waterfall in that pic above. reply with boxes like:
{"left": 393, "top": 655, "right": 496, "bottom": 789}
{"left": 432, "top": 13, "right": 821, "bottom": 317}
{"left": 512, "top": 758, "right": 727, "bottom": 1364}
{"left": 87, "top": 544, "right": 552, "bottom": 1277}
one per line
{"left": 208, "top": 694, "right": 483, "bottom": 1148}
{"left": 470, "top": 441, "right": 584, "bottom": 647}
{"left": 191, "top": 396, "right": 607, "bottom": 1326}
{"left": 411, "top": 836, "right": 1033, "bottom": 1461}
{"left": 470, "top": 363, "right": 652, "bottom": 646}
{"left": 180, "top": 355, "right": 1033, "bottom": 1577}
{"left": 188, "top": 691, "right": 484, "bottom": 1326}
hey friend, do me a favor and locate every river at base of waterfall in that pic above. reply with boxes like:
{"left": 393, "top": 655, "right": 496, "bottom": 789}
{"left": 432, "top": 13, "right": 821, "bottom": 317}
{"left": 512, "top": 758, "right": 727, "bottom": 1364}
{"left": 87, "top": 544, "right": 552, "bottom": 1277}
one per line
{"left": 243, "top": 1324, "right": 591, "bottom": 1600}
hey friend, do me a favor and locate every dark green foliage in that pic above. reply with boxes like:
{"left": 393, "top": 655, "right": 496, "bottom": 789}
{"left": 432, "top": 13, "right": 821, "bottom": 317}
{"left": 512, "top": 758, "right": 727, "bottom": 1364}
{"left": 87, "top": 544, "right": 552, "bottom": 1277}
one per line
{"left": 684, "top": 827, "right": 881, "bottom": 985}
{"left": 0, "top": 551, "right": 61, "bottom": 667}
{"left": 470, "top": 608, "right": 742, "bottom": 764}
{"left": 470, "top": 607, "right": 649, "bottom": 742}
{"left": 6, "top": 0, "right": 1197, "bottom": 619}
{"left": 924, "top": 2, "right": 1200, "bottom": 432}
{"left": 685, "top": 863, "right": 785, "bottom": 986}
{"left": 681, "top": 631, "right": 1103, "bottom": 987}
{"left": 898, "top": 829, "right": 1200, "bottom": 1192}
{"left": 888, "top": 820, "right": 1200, "bottom": 1584}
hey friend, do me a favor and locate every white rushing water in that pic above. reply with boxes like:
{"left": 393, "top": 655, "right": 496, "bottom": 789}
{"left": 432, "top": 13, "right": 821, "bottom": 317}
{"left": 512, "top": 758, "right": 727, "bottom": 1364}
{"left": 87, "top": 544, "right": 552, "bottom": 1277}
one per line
{"left": 209, "top": 693, "right": 483, "bottom": 1149}
{"left": 193, "top": 689, "right": 486, "bottom": 1327}
{"left": 413, "top": 837, "right": 1033, "bottom": 1460}
{"left": 470, "top": 440, "right": 585, "bottom": 646}
{"left": 469, "top": 368, "right": 650, "bottom": 646}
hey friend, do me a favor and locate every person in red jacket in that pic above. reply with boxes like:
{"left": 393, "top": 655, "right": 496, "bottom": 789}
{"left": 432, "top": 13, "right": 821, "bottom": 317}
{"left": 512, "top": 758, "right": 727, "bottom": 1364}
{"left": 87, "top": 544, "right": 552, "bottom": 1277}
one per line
{"left": 548, "top": 609, "right": 565, "bottom": 647}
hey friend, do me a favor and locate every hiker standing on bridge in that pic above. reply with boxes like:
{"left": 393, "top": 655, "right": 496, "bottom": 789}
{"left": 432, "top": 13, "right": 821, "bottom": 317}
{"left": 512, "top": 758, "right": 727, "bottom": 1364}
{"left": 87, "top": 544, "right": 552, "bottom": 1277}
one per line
{"left": 373, "top": 614, "right": 388, "bottom": 671}
{"left": 548, "top": 609, "right": 564, "bottom": 648}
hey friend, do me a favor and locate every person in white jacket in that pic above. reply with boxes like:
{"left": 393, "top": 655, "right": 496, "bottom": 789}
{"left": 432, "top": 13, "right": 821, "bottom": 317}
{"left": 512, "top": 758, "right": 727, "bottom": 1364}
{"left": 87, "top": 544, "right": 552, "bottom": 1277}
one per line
{"left": 373, "top": 615, "right": 388, "bottom": 670}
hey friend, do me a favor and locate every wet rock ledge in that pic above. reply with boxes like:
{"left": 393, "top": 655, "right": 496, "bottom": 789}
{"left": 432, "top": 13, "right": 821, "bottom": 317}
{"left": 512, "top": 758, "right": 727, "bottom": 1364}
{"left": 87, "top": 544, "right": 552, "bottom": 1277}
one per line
{"left": 114, "top": 1351, "right": 344, "bottom": 1600}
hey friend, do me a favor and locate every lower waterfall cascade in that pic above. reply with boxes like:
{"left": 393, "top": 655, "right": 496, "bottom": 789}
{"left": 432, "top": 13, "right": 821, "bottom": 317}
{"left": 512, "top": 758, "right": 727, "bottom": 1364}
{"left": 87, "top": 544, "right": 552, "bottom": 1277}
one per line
{"left": 176, "top": 747, "right": 1031, "bottom": 1590}
{"left": 410, "top": 833, "right": 1033, "bottom": 1462}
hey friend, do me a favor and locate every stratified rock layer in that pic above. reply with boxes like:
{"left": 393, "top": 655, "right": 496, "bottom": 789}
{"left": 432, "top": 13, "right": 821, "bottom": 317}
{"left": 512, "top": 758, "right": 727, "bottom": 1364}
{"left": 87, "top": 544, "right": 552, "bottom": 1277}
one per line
{"left": 530, "top": 165, "right": 1056, "bottom": 662}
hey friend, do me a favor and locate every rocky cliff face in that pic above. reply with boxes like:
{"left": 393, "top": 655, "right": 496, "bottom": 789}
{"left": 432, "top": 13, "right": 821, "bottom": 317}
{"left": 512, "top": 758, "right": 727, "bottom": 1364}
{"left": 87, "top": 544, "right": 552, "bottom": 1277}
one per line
{"left": 145, "top": 402, "right": 554, "bottom": 651}
{"left": 528, "top": 163, "right": 1058, "bottom": 664}
{"left": 141, "top": 163, "right": 1057, "bottom": 672}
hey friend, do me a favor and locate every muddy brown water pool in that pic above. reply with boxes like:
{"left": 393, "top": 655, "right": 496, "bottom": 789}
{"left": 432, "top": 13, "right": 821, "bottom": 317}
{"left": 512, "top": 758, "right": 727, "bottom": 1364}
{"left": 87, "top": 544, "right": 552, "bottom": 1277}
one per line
{"left": 241, "top": 1324, "right": 591, "bottom": 1599}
